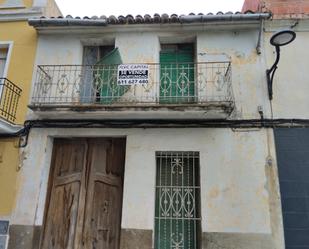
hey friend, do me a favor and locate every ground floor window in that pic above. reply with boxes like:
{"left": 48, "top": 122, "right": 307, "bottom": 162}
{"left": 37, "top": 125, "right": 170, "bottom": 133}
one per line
{"left": 155, "top": 151, "right": 201, "bottom": 249}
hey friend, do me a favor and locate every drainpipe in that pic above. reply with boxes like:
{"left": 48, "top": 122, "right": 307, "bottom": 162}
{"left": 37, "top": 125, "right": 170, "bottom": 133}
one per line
{"left": 256, "top": 19, "right": 264, "bottom": 54}
{"left": 28, "top": 18, "right": 108, "bottom": 27}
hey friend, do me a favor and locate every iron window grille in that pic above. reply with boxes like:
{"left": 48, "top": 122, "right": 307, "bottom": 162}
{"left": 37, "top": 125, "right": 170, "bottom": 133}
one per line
{"left": 155, "top": 151, "right": 201, "bottom": 249}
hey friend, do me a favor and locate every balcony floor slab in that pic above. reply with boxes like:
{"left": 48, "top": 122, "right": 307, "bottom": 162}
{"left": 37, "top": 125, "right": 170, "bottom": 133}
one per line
{"left": 28, "top": 102, "right": 234, "bottom": 120}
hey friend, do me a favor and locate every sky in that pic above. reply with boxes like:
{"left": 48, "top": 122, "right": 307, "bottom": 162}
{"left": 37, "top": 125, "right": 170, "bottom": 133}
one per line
{"left": 55, "top": 0, "right": 245, "bottom": 17}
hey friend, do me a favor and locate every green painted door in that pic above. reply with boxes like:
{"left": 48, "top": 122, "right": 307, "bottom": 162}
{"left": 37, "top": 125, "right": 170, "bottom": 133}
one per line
{"left": 160, "top": 45, "right": 195, "bottom": 104}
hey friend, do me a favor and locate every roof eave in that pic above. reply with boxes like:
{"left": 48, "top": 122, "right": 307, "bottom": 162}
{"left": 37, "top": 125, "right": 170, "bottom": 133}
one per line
{"left": 28, "top": 13, "right": 271, "bottom": 28}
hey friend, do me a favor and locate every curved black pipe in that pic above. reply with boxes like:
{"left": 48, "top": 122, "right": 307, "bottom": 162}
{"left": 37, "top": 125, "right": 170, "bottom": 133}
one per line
{"left": 266, "top": 46, "right": 280, "bottom": 100}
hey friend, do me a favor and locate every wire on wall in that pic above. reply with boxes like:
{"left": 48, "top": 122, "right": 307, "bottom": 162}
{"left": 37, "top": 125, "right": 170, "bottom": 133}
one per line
{"left": 0, "top": 118, "right": 308, "bottom": 147}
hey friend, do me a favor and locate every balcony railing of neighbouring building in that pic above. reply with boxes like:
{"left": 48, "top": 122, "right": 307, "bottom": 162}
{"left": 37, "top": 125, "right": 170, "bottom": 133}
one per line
{"left": 31, "top": 62, "right": 234, "bottom": 111}
{"left": 0, "top": 78, "right": 22, "bottom": 123}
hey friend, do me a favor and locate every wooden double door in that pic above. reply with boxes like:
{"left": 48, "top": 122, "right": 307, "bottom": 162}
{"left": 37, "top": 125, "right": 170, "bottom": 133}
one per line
{"left": 41, "top": 138, "right": 126, "bottom": 249}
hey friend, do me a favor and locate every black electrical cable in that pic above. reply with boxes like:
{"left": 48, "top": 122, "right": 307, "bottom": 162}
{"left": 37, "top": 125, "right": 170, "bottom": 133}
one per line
{"left": 1, "top": 118, "right": 309, "bottom": 147}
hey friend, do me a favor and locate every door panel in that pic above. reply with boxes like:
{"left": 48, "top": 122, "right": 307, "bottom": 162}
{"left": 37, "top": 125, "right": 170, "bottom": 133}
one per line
{"left": 83, "top": 139, "right": 125, "bottom": 249}
{"left": 84, "top": 181, "right": 122, "bottom": 249}
{"left": 41, "top": 138, "right": 126, "bottom": 249}
{"left": 42, "top": 182, "right": 81, "bottom": 249}
{"left": 41, "top": 139, "right": 87, "bottom": 249}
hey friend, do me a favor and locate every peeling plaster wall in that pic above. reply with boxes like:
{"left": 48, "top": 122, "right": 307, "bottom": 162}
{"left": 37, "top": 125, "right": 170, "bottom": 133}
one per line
{"left": 197, "top": 30, "right": 268, "bottom": 119}
{"left": 35, "top": 32, "right": 160, "bottom": 66}
{"left": 115, "top": 32, "right": 160, "bottom": 63}
{"left": 12, "top": 128, "right": 272, "bottom": 235}
{"left": 36, "top": 34, "right": 83, "bottom": 65}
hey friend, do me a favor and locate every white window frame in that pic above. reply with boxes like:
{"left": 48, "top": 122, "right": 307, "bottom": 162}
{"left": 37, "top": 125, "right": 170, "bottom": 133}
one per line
{"left": 0, "top": 41, "right": 13, "bottom": 79}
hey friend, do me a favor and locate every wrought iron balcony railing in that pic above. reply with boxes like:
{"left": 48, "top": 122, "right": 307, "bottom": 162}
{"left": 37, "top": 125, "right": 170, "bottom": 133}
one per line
{"left": 31, "top": 62, "right": 234, "bottom": 109}
{"left": 0, "top": 78, "right": 22, "bottom": 123}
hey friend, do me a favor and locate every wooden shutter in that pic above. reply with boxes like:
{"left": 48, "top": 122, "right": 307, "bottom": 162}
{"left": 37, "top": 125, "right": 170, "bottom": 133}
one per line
{"left": 96, "top": 48, "right": 130, "bottom": 104}
{"left": 160, "top": 44, "right": 195, "bottom": 104}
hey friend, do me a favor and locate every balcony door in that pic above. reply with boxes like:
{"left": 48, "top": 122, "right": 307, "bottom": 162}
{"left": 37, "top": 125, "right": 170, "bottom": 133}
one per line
{"left": 159, "top": 44, "right": 195, "bottom": 104}
{"left": 41, "top": 138, "right": 126, "bottom": 249}
{"left": 82, "top": 46, "right": 129, "bottom": 104}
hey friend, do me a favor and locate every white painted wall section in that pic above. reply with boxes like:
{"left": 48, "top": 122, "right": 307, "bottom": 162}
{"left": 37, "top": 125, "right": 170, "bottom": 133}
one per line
{"left": 12, "top": 128, "right": 272, "bottom": 235}
{"left": 36, "top": 35, "right": 83, "bottom": 65}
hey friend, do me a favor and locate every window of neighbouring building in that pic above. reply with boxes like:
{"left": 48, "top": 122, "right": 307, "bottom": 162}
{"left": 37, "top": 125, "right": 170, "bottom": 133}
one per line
{"left": 0, "top": 47, "right": 8, "bottom": 78}
{"left": 155, "top": 151, "right": 201, "bottom": 249}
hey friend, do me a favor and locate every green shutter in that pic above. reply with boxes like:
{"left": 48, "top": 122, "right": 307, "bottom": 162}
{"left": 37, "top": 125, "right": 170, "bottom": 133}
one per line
{"left": 160, "top": 47, "right": 195, "bottom": 104}
{"left": 95, "top": 48, "right": 129, "bottom": 104}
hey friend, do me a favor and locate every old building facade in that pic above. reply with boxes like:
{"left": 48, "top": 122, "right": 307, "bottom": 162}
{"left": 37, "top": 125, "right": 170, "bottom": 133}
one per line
{"left": 4, "top": 1, "right": 309, "bottom": 249}
{"left": 14, "top": 12, "right": 281, "bottom": 249}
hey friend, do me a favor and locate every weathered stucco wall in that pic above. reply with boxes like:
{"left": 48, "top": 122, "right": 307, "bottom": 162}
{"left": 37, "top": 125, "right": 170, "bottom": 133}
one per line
{"left": 197, "top": 30, "right": 269, "bottom": 119}
{"left": 36, "top": 34, "right": 83, "bottom": 65}
{"left": 33, "top": 27, "right": 270, "bottom": 120}
{"left": 33, "top": 21, "right": 309, "bottom": 121}
{"left": 115, "top": 32, "right": 160, "bottom": 63}
{"left": 12, "top": 128, "right": 272, "bottom": 234}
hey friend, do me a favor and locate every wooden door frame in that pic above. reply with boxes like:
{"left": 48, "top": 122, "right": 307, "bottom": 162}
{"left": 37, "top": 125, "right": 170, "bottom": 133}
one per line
{"left": 39, "top": 138, "right": 60, "bottom": 249}
{"left": 39, "top": 137, "right": 126, "bottom": 249}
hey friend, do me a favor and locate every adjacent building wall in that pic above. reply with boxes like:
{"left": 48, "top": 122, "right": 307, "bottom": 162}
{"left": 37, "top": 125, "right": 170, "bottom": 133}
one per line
{"left": 0, "top": 2, "right": 61, "bottom": 249}
{"left": 0, "top": 21, "right": 37, "bottom": 218}
{"left": 242, "top": 0, "right": 309, "bottom": 18}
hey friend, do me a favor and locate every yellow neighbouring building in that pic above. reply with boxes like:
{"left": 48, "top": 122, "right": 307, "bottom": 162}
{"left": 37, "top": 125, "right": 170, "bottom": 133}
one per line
{"left": 0, "top": 1, "right": 61, "bottom": 248}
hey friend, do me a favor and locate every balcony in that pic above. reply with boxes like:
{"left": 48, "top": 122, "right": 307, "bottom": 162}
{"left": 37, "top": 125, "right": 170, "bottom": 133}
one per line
{"left": 0, "top": 78, "right": 21, "bottom": 123}
{"left": 0, "top": 78, "right": 22, "bottom": 133}
{"left": 29, "top": 62, "right": 234, "bottom": 119}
